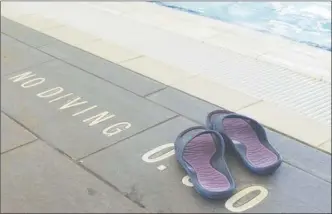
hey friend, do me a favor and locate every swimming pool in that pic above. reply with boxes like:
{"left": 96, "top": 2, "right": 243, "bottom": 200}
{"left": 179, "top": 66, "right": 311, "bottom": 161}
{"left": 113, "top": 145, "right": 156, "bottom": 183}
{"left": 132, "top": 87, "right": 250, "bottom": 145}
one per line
{"left": 154, "top": 2, "right": 331, "bottom": 52}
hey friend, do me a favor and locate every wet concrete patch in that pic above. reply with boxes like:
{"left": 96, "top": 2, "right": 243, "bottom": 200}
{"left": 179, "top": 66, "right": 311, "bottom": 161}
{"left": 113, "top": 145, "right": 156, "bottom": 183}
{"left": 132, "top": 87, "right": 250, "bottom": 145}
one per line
{"left": 0, "top": 140, "right": 147, "bottom": 213}
{"left": 1, "top": 60, "right": 176, "bottom": 159}
{"left": 82, "top": 116, "right": 331, "bottom": 213}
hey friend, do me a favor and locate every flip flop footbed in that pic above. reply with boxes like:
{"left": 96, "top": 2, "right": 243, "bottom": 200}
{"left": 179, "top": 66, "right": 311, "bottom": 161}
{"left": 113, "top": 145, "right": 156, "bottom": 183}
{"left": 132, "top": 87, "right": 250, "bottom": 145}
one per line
{"left": 183, "top": 134, "right": 231, "bottom": 192}
{"left": 222, "top": 118, "right": 279, "bottom": 168}
{"left": 175, "top": 127, "right": 235, "bottom": 199}
{"left": 207, "top": 111, "right": 282, "bottom": 173}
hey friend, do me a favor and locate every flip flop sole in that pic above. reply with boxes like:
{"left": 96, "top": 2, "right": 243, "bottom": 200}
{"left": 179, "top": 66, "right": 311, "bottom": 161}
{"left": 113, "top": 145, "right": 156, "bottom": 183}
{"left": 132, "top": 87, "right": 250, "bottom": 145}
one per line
{"left": 175, "top": 127, "right": 235, "bottom": 199}
{"left": 183, "top": 134, "right": 231, "bottom": 192}
{"left": 207, "top": 110, "right": 282, "bottom": 175}
{"left": 223, "top": 118, "right": 279, "bottom": 169}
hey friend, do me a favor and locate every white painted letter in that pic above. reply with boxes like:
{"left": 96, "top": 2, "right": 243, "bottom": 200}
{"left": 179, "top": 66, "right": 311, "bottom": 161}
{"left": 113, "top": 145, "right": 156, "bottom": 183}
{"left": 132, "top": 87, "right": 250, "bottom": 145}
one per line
{"left": 72, "top": 105, "right": 97, "bottom": 116}
{"left": 83, "top": 111, "right": 115, "bottom": 126}
{"left": 141, "top": 143, "right": 175, "bottom": 163}
{"left": 37, "top": 87, "right": 64, "bottom": 98}
{"left": 102, "top": 122, "right": 131, "bottom": 137}
{"left": 21, "top": 78, "right": 45, "bottom": 88}
{"left": 59, "top": 97, "right": 87, "bottom": 110}
{"left": 182, "top": 175, "right": 193, "bottom": 187}
{"left": 9, "top": 71, "right": 36, "bottom": 82}
{"left": 225, "top": 186, "right": 268, "bottom": 213}
{"left": 49, "top": 93, "right": 73, "bottom": 103}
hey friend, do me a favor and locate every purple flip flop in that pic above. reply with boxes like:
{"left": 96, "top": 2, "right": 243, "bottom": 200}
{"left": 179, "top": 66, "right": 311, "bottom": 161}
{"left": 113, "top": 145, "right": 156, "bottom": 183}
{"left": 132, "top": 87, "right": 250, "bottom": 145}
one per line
{"left": 206, "top": 110, "right": 282, "bottom": 175}
{"left": 175, "top": 126, "right": 235, "bottom": 199}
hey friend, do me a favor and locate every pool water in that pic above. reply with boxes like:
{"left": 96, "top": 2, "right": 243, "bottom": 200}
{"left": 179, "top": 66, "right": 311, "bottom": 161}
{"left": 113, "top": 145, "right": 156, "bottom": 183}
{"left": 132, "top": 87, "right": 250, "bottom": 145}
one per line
{"left": 153, "top": 2, "right": 331, "bottom": 51}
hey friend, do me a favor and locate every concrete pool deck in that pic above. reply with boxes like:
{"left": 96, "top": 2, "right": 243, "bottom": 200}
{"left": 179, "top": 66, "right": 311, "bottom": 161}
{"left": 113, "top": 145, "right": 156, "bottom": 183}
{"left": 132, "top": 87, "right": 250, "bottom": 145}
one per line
{"left": 1, "top": 16, "right": 331, "bottom": 213}
{"left": 1, "top": 1, "right": 330, "bottom": 154}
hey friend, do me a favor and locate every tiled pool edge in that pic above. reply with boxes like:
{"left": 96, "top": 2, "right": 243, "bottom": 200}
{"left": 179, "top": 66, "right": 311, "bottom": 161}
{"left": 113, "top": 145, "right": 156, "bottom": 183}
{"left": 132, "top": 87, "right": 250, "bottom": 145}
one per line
{"left": 2, "top": 1, "right": 331, "bottom": 82}
{"left": 1, "top": 4, "right": 331, "bottom": 154}
{"left": 87, "top": 2, "right": 331, "bottom": 83}
{"left": 155, "top": 1, "right": 331, "bottom": 53}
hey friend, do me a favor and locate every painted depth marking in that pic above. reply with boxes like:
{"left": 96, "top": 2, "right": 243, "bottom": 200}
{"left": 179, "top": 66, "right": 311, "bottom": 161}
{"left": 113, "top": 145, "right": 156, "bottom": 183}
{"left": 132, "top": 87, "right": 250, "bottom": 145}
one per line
{"left": 157, "top": 165, "right": 167, "bottom": 171}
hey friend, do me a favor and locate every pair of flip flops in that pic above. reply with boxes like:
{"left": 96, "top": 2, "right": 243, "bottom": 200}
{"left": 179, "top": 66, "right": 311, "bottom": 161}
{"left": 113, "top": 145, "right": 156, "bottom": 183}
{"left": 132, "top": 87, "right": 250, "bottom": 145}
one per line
{"left": 175, "top": 110, "right": 282, "bottom": 199}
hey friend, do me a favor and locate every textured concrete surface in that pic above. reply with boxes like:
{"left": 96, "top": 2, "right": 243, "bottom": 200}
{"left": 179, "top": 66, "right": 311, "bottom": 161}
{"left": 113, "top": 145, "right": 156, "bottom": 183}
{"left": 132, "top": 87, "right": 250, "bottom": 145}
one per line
{"left": 147, "top": 87, "right": 332, "bottom": 182}
{"left": 1, "top": 18, "right": 331, "bottom": 213}
{"left": 1, "top": 141, "right": 147, "bottom": 213}
{"left": 1, "top": 33, "right": 52, "bottom": 75}
{"left": 1, "top": 17, "right": 58, "bottom": 48}
{"left": 39, "top": 41, "right": 166, "bottom": 97}
{"left": 2, "top": 58, "right": 175, "bottom": 159}
{"left": 2, "top": 13, "right": 331, "bottom": 151}
{"left": 1, "top": 112, "right": 37, "bottom": 153}
{"left": 82, "top": 117, "right": 331, "bottom": 213}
